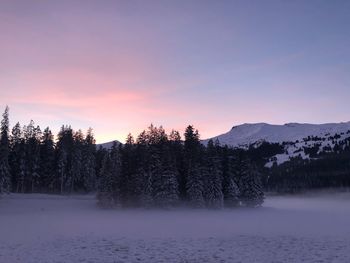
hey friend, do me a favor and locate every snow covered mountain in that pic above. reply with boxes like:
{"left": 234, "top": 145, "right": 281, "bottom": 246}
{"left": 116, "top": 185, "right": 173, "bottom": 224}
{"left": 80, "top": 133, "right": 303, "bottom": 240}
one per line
{"left": 205, "top": 122, "right": 350, "bottom": 147}
{"left": 97, "top": 140, "right": 121, "bottom": 149}
{"left": 204, "top": 122, "right": 350, "bottom": 167}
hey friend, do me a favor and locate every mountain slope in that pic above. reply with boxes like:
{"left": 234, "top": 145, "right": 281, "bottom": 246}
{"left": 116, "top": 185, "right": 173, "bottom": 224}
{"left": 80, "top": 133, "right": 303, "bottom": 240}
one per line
{"left": 97, "top": 140, "right": 122, "bottom": 149}
{"left": 205, "top": 122, "right": 350, "bottom": 167}
{"left": 205, "top": 122, "right": 350, "bottom": 147}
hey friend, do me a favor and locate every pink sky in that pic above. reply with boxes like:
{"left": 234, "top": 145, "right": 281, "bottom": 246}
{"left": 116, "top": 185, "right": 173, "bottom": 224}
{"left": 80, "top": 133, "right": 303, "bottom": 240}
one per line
{"left": 1, "top": 1, "right": 349, "bottom": 143}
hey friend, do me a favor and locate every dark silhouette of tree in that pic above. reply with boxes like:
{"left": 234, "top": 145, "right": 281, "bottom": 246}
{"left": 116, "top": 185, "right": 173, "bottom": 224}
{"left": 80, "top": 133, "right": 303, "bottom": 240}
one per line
{"left": 40, "top": 127, "right": 55, "bottom": 192}
{"left": 0, "top": 106, "right": 11, "bottom": 194}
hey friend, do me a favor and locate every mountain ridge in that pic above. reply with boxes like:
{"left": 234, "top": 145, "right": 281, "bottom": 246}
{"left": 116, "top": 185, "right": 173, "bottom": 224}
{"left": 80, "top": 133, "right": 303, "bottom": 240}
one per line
{"left": 204, "top": 121, "right": 350, "bottom": 147}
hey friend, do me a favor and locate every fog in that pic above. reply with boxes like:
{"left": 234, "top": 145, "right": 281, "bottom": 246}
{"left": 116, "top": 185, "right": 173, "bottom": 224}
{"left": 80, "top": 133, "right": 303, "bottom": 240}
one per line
{"left": 1, "top": 192, "right": 350, "bottom": 262}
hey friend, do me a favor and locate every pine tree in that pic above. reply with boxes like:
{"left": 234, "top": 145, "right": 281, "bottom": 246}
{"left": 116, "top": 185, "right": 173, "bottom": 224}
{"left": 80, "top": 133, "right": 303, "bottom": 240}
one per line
{"left": 96, "top": 142, "right": 121, "bottom": 208}
{"left": 57, "top": 148, "right": 67, "bottom": 194}
{"left": 110, "top": 142, "right": 122, "bottom": 207}
{"left": 97, "top": 153, "right": 114, "bottom": 208}
{"left": 31, "top": 125, "right": 42, "bottom": 192}
{"left": 135, "top": 131, "right": 153, "bottom": 207}
{"left": 95, "top": 146, "right": 108, "bottom": 182}
{"left": 56, "top": 125, "right": 74, "bottom": 194}
{"left": 204, "top": 140, "right": 224, "bottom": 209}
{"left": 148, "top": 146, "right": 162, "bottom": 207}
{"left": 136, "top": 130, "right": 148, "bottom": 145}
{"left": 121, "top": 133, "right": 138, "bottom": 205}
{"left": 125, "top": 133, "right": 134, "bottom": 145}
{"left": 169, "top": 129, "right": 184, "bottom": 200}
{"left": 224, "top": 177, "right": 240, "bottom": 207}
{"left": 18, "top": 148, "right": 26, "bottom": 193}
{"left": 153, "top": 168, "right": 179, "bottom": 208}
{"left": 70, "top": 130, "right": 84, "bottom": 192}
{"left": 153, "top": 149, "right": 179, "bottom": 208}
{"left": 222, "top": 147, "right": 241, "bottom": 207}
{"left": 82, "top": 128, "right": 96, "bottom": 192}
{"left": 22, "top": 121, "right": 41, "bottom": 193}
{"left": 240, "top": 164, "right": 264, "bottom": 207}
{"left": 184, "top": 125, "right": 199, "bottom": 147}
{"left": 9, "top": 122, "right": 22, "bottom": 192}
{"left": 0, "top": 106, "right": 11, "bottom": 194}
{"left": 40, "top": 127, "right": 55, "bottom": 192}
{"left": 184, "top": 125, "right": 205, "bottom": 207}
{"left": 186, "top": 163, "right": 204, "bottom": 208}
{"left": 139, "top": 167, "right": 153, "bottom": 208}
{"left": 235, "top": 153, "right": 264, "bottom": 207}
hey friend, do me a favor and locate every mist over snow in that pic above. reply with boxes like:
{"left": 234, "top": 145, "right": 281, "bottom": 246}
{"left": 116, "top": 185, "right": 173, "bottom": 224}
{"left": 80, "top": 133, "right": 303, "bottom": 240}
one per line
{"left": 1, "top": 193, "right": 350, "bottom": 262}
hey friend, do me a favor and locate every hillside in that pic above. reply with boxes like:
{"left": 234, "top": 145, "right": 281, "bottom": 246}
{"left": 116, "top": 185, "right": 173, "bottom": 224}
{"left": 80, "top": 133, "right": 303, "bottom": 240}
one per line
{"left": 204, "top": 122, "right": 350, "bottom": 166}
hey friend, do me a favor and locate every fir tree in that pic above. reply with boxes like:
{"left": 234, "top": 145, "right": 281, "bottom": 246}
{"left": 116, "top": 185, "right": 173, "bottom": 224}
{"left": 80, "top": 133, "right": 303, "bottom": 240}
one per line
{"left": 169, "top": 129, "right": 184, "bottom": 200}
{"left": 222, "top": 147, "right": 241, "bottom": 207}
{"left": 40, "top": 127, "right": 55, "bottom": 192}
{"left": 184, "top": 125, "right": 204, "bottom": 207}
{"left": 204, "top": 140, "right": 224, "bottom": 209}
{"left": 148, "top": 146, "right": 162, "bottom": 206}
{"left": 110, "top": 142, "right": 122, "bottom": 207}
{"left": 82, "top": 128, "right": 96, "bottom": 192}
{"left": 224, "top": 176, "right": 240, "bottom": 207}
{"left": 135, "top": 131, "right": 153, "bottom": 207}
{"left": 153, "top": 168, "right": 179, "bottom": 208}
{"left": 9, "top": 122, "right": 22, "bottom": 192}
{"left": 0, "top": 106, "right": 11, "bottom": 194}
{"left": 154, "top": 149, "right": 179, "bottom": 208}
{"left": 31, "top": 125, "right": 42, "bottom": 192}
{"left": 56, "top": 125, "right": 74, "bottom": 193}
{"left": 70, "top": 130, "right": 84, "bottom": 192}
{"left": 95, "top": 147, "right": 108, "bottom": 184}
{"left": 97, "top": 153, "right": 114, "bottom": 208}
{"left": 121, "top": 133, "right": 138, "bottom": 205}
{"left": 186, "top": 163, "right": 204, "bottom": 208}
{"left": 22, "top": 121, "right": 42, "bottom": 192}
{"left": 57, "top": 148, "right": 67, "bottom": 194}
{"left": 235, "top": 153, "right": 264, "bottom": 207}
{"left": 139, "top": 167, "right": 154, "bottom": 208}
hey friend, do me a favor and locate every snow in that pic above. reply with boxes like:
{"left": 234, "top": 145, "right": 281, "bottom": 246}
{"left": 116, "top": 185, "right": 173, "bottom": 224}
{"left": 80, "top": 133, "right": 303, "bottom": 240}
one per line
{"left": 97, "top": 140, "right": 122, "bottom": 149}
{"left": 1, "top": 193, "right": 350, "bottom": 262}
{"left": 202, "top": 122, "right": 350, "bottom": 167}
{"left": 265, "top": 128, "right": 350, "bottom": 167}
{"left": 205, "top": 122, "right": 350, "bottom": 147}
{"left": 265, "top": 141, "right": 311, "bottom": 168}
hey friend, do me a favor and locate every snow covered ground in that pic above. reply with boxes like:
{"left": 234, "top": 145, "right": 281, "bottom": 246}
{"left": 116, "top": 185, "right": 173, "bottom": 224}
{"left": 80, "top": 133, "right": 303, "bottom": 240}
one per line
{"left": 1, "top": 193, "right": 350, "bottom": 263}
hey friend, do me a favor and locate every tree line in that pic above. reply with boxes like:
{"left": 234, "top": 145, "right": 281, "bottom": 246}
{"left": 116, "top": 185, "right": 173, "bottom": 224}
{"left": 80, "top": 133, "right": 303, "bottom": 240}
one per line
{"left": 97, "top": 125, "right": 264, "bottom": 208}
{"left": 263, "top": 138, "right": 350, "bottom": 193}
{"left": 0, "top": 106, "right": 264, "bottom": 209}
{"left": 0, "top": 106, "right": 96, "bottom": 194}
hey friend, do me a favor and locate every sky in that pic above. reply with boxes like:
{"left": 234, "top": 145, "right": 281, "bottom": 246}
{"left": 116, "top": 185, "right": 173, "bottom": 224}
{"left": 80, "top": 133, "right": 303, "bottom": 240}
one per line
{"left": 0, "top": 0, "right": 349, "bottom": 143}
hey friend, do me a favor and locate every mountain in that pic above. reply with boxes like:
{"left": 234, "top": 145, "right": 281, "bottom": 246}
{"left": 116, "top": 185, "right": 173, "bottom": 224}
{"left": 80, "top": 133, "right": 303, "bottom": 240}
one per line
{"left": 204, "top": 122, "right": 350, "bottom": 167}
{"left": 204, "top": 122, "right": 350, "bottom": 147}
{"left": 97, "top": 140, "right": 122, "bottom": 149}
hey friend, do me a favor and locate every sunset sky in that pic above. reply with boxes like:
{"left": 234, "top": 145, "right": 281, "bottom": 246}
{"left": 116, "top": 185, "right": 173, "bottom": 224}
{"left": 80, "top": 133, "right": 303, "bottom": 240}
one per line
{"left": 1, "top": 0, "right": 349, "bottom": 143}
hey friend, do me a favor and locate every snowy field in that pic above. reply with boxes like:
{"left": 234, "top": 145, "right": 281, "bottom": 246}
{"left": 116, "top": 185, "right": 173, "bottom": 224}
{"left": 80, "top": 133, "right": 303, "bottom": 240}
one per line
{"left": 1, "top": 193, "right": 350, "bottom": 263}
